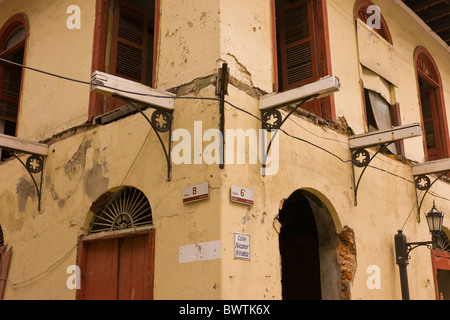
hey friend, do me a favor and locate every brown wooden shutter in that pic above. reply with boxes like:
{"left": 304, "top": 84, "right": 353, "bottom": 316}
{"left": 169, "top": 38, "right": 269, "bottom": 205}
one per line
{"left": 420, "top": 87, "right": 443, "bottom": 161}
{"left": 110, "top": 0, "right": 149, "bottom": 84}
{"left": 390, "top": 102, "right": 404, "bottom": 156}
{"left": 279, "top": 0, "right": 318, "bottom": 91}
{"left": 108, "top": 0, "right": 149, "bottom": 112}
{"left": 0, "top": 246, "right": 12, "bottom": 300}
{"left": 0, "top": 65, "right": 21, "bottom": 123}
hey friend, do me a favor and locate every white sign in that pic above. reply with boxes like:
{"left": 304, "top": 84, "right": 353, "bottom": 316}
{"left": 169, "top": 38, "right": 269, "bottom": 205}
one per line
{"left": 231, "top": 185, "right": 254, "bottom": 206}
{"left": 179, "top": 240, "right": 221, "bottom": 264}
{"left": 183, "top": 182, "right": 209, "bottom": 204}
{"left": 234, "top": 233, "right": 250, "bottom": 260}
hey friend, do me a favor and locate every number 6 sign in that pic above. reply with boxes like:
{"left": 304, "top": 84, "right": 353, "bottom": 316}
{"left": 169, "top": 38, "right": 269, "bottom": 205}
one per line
{"left": 231, "top": 185, "right": 254, "bottom": 206}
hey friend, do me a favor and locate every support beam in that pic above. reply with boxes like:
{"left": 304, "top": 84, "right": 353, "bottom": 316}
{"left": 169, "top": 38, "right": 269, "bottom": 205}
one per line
{"left": 259, "top": 75, "right": 340, "bottom": 111}
{"left": 412, "top": 158, "right": 450, "bottom": 176}
{"left": 348, "top": 123, "right": 422, "bottom": 150}
{"left": 0, "top": 134, "right": 48, "bottom": 156}
{"left": 91, "top": 71, "right": 175, "bottom": 111}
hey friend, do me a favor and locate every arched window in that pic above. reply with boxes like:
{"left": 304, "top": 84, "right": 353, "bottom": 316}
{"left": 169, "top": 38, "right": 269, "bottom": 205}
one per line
{"left": 354, "top": 0, "right": 393, "bottom": 45}
{"left": 414, "top": 46, "right": 450, "bottom": 161}
{"left": 88, "top": 186, "right": 153, "bottom": 234}
{"left": 0, "top": 14, "right": 28, "bottom": 161}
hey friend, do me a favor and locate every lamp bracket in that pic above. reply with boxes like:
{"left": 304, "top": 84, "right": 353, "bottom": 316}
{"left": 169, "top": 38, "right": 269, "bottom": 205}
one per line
{"left": 405, "top": 241, "right": 433, "bottom": 260}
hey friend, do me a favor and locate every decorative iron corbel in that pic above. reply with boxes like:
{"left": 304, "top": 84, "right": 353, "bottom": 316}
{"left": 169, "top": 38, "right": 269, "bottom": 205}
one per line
{"left": 7, "top": 151, "right": 45, "bottom": 211}
{"left": 351, "top": 143, "right": 392, "bottom": 206}
{"left": 413, "top": 171, "right": 448, "bottom": 222}
{"left": 115, "top": 96, "right": 173, "bottom": 182}
{"left": 260, "top": 96, "right": 316, "bottom": 176}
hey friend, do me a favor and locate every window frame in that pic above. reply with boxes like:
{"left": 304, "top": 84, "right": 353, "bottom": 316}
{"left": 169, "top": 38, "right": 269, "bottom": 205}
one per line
{"left": 90, "top": 0, "right": 160, "bottom": 120}
{"left": 353, "top": 0, "right": 393, "bottom": 45}
{"left": 0, "top": 14, "right": 29, "bottom": 132}
{"left": 271, "top": 0, "right": 335, "bottom": 121}
{"left": 414, "top": 46, "right": 450, "bottom": 161}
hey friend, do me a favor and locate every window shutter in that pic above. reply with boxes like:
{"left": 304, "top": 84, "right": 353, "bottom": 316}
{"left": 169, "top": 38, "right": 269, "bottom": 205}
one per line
{"left": 0, "top": 65, "right": 21, "bottom": 123}
{"left": 390, "top": 102, "right": 404, "bottom": 156}
{"left": 279, "top": 0, "right": 318, "bottom": 91}
{"left": 0, "top": 246, "right": 12, "bottom": 300}
{"left": 110, "top": 0, "right": 148, "bottom": 84}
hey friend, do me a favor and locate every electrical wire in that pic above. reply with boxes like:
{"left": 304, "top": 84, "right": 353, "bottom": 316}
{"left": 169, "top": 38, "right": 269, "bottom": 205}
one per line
{"left": 1, "top": 57, "right": 449, "bottom": 208}
{"left": 5, "top": 244, "right": 77, "bottom": 287}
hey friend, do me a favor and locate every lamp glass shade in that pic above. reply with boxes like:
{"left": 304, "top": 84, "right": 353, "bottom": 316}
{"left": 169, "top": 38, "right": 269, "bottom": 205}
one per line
{"left": 425, "top": 203, "right": 444, "bottom": 233}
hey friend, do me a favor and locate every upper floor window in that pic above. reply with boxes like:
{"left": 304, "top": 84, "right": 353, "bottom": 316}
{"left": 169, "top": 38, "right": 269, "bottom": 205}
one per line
{"left": 414, "top": 46, "right": 450, "bottom": 161}
{"left": 91, "top": 0, "right": 158, "bottom": 117}
{"left": 273, "top": 0, "right": 335, "bottom": 121}
{"left": 0, "top": 14, "right": 28, "bottom": 161}
{"left": 354, "top": 0, "right": 393, "bottom": 45}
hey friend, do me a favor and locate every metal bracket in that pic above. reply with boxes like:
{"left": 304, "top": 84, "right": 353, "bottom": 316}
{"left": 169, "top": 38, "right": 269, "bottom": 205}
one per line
{"left": 351, "top": 143, "right": 392, "bottom": 206}
{"left": 413, "top": 171, "right": 448, "bottom": 222}
{"left": 216, "top": 63, "right": 229, "bottom": 169}
{"left": 406, "top": 241, "right": 433, "bottom": 260}
{"left": 7, "top": 151, "right": 45, "bottom": 211}
{"left": 115, "top": 96, "right": 173, "bottom": 182}
{"left": 260, "top": 96, "right": 314, "bottom": 176}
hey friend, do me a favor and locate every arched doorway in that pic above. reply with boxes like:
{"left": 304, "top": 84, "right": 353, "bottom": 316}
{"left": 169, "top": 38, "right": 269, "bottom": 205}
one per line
{"left": 76, "top": 187, "right": 155, "bottom": 300}
{"left": 278, "top": 189, "right": 341, "bottom": 300}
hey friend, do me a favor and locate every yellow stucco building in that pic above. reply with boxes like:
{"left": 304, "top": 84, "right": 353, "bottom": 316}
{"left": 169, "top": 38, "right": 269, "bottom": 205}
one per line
{"left": 0, "top": 0, "right": 449, "bottom": 301}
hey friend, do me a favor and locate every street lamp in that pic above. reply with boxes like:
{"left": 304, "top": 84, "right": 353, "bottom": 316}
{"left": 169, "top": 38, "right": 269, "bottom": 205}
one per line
{"left": 395, "top": 201, "right": 445, "bottom": 300}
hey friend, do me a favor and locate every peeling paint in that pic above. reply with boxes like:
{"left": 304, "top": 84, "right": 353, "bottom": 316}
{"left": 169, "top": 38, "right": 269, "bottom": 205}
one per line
{"left": 16, "top": 177, "right": 36, "bottom": 213}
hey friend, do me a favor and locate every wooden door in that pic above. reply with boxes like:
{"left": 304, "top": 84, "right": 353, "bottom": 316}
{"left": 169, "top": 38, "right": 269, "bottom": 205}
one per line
{"left": 77, "top": 230, "right": 154, "bottom": 300}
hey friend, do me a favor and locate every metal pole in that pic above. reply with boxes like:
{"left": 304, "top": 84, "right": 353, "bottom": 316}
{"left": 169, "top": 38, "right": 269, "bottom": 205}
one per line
{"left": 395, "top": 230, "right": 410, "bottom": 300}
{"left": 218, "top": 63, "right": 228, "bottom": 169}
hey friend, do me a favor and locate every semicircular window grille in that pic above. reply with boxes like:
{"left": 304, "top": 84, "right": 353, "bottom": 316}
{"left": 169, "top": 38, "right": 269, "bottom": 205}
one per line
{"left": 435, "top": 231, "right": 450, "bottom": 253}
{"left": 88, "top": 187, "right": 152, "bottom": 234}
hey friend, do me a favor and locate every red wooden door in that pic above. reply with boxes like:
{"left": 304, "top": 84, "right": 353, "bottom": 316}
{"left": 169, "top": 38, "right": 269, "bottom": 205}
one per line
{"left": 77, "top": 231, "right": 154, "bottom": 300}
{"left": 82, "top": 239, "right": 119, "bottom": 300}
{"left": 118, "top": 235, "right": 152, "bottom": 300}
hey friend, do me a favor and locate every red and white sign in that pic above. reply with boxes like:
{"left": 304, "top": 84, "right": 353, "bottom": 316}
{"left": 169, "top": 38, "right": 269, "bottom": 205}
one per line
{"left": 183, "top": 182, "right": 209, "bottom": 204}
{"left": 231, "top": 185, "right": 254, "bottom": 206}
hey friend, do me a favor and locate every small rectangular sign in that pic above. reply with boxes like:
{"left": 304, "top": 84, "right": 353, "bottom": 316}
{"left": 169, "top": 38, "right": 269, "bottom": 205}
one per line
{"left": 234, "top": 233, "right": 250, "bottom": 260}
{"left": 179, "top": 240, "right": 221, "bottom": 264}
{"left": 231, "top": 185, "right": 254, "bottom": 206}
{"left": 183, "top": 182, "right": 209, "bottom": 204}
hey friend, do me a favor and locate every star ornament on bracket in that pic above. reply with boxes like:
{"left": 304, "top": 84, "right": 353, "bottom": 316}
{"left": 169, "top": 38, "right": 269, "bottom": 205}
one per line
{"left": 415, "top": 175, "right": 431, "bottom": 191}
{"left": 352, "top": 149, "right": 370, "bottom": 168}
{"left": 26, "top": 155, "right": 44, "bottom": 174}
{"left": 262, "top": 110, "right": 282, "bottom": 131}
{"left": 151, "top": 110, "right": 172, "bottom": 133}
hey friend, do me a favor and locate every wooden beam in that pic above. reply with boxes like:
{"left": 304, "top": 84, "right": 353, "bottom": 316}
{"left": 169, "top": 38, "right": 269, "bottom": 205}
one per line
{"left": 91, "top": 71, "right": 175, "bottom": 111}
{"left": 259, "top": 75, "right": 340, "bottom": 111}
{"left": 412, "top": 158, "right": 450, "bottom": 176}
{"left": 348, "top": 123, "right": 422, "bottom": 150}
{"left": 0, "top": 134, "right": 48, "bottom": 156}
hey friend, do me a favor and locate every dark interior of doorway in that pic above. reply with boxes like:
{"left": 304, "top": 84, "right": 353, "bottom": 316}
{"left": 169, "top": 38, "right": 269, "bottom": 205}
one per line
{"left": 278, "top": 190, "right": 321, "bottom": 300}
{"left": 437, "top": 269, "right": 450, "bottom": 300}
